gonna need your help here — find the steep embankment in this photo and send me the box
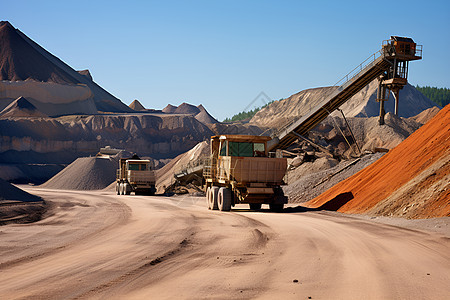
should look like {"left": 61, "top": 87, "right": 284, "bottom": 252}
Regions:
{"left": 0, "top": 114, "right": 213, "bottom": 164}
{"left": 306, "top": 104, "right": 450, "bottom": 218}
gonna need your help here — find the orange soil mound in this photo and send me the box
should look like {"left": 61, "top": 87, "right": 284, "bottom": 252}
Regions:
{"left": 306, "top": 104, "right": 450, "bottom": 218}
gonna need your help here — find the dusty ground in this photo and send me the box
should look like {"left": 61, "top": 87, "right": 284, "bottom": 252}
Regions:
{"left": 0, "top": 188, "right": 449, "bottom": 299}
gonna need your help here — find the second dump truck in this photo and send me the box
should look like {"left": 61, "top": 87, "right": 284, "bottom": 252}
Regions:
{"left": 204, "top": 135, "right": 288, "bottom": 211}
{"left": 116, "top": 156, "right": 156, "bottom": 195}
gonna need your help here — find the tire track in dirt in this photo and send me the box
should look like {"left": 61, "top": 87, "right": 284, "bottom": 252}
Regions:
{"left": 91, "top": 208, "right": 279, "bottom": 299}
{"left": 0, "top": 190, "right": 131, "bottom": 270}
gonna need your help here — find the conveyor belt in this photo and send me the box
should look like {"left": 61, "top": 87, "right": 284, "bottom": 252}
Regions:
{"left": 268, "top": 52, "right": 393, "bottom": 151}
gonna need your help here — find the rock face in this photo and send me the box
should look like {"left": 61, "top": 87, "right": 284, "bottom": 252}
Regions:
{"left": 0, "top": 21, "right": 132, "bottom": 116}
{"left": 0, "top": 114, "right": 213, "bottom": 164}
{"left": 250, "top": 81, "right": 439, "bottom": 128}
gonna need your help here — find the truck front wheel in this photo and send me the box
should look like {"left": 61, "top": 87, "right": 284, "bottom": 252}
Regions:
{"left": 209, "top": 186, "right": 219, "bottom": 210}
{"left": 218, "top": 187, "right": 232, "bottom": 211}
{"left": 206, "top": 187, "right": 212, "bottom": 209}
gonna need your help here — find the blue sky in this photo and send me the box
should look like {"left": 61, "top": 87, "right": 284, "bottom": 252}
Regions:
{"left": 2, "top": 0, "right": 449, "bottom": 120}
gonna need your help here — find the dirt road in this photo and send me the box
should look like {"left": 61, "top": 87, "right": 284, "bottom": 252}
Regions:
{"left": 1, "top": 188, "right": 449, "bottom": 299}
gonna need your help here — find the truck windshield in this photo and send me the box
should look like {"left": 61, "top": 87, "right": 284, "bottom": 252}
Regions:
{"left": 128, "top": 164, "right": 147, "bottom": 171}
{"left": 228, "top": 142, "right": 265, "bottom": 157}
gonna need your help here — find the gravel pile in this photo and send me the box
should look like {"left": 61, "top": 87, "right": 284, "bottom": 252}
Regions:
{"left": 174, "top": 103, "right": 201, "bottom": 115}
{"left": 195, "top": 105, "right": 218, "bottom": 124}
{"left": 41, "top": 156, "right": 118, "bottom": 190}
{"left": 0, "top": 178, "right": 42, "bottom": 203}
{"left": 129, "top": 99, "right": 146, "bottom": 111}
{"left": 0, "top": 179, "right": 45, "bottom": 225}
{"left": 0, "top": 96, "right": 47, "bottom": 118}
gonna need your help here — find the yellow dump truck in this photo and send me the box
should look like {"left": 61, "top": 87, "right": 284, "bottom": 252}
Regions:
{"left": 204, "top": 135, "right": 288, "bottom": 211}
{"left": 116, "top": 157, "right": 156, "bottom": 195}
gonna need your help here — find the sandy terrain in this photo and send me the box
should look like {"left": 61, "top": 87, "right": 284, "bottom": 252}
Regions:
{"left": 0, "top": 187, "right": 449, "bottom": 299}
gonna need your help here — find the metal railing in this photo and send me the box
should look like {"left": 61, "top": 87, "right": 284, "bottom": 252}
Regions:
{"left": 415, "top": 45, "right": 423, "bottom": 58}
{"left": 272, "top": 116, "right": 301, "bottom": 138}
{"left": 332, "top": 50, "right": 382, "bottom": 88}
{"left": 174, "top": 156, "right": 209, "bottom": 178}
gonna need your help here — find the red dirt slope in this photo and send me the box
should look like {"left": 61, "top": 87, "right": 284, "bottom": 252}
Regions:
{"left": 306, "top": 104, "right": 450, "bottom": 218}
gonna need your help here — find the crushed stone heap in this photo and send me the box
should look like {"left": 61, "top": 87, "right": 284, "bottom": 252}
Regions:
{"left": 0, "top": 96, "right": 47, "bottom": 118}
{"left": 0, "top": 178, "right": 42, "bottom": 202}
{"left": 41, "top": 156, "right": 119, "bottom": 190}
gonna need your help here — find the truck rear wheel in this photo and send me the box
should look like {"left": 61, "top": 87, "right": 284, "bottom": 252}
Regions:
{"left": 149, "top": 185, "right": 156, "bottom": 196}
{"left": 206, "top": 187, "right": 212, "bottom": 209}
{"left": 269, "top": 203, "right": 284, "bottom": 212}
{"left": 210, "top": 186, "right": 219, "bottom": 210}
{"left": 218, "top": 187, "right": 232, "bottom": 211}
{"left": 124, "top": 183, "right": 131, "bottom": 195}
{"left": 249, "top": 203, "right": 262, "bottom": 211}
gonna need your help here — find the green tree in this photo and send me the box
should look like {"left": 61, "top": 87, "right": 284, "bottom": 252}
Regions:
{"left": 416, "top": 85, "right": 450, "bottom": 107}
{"left": 223, "top": 100, "right": 277, "bottom": 122}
